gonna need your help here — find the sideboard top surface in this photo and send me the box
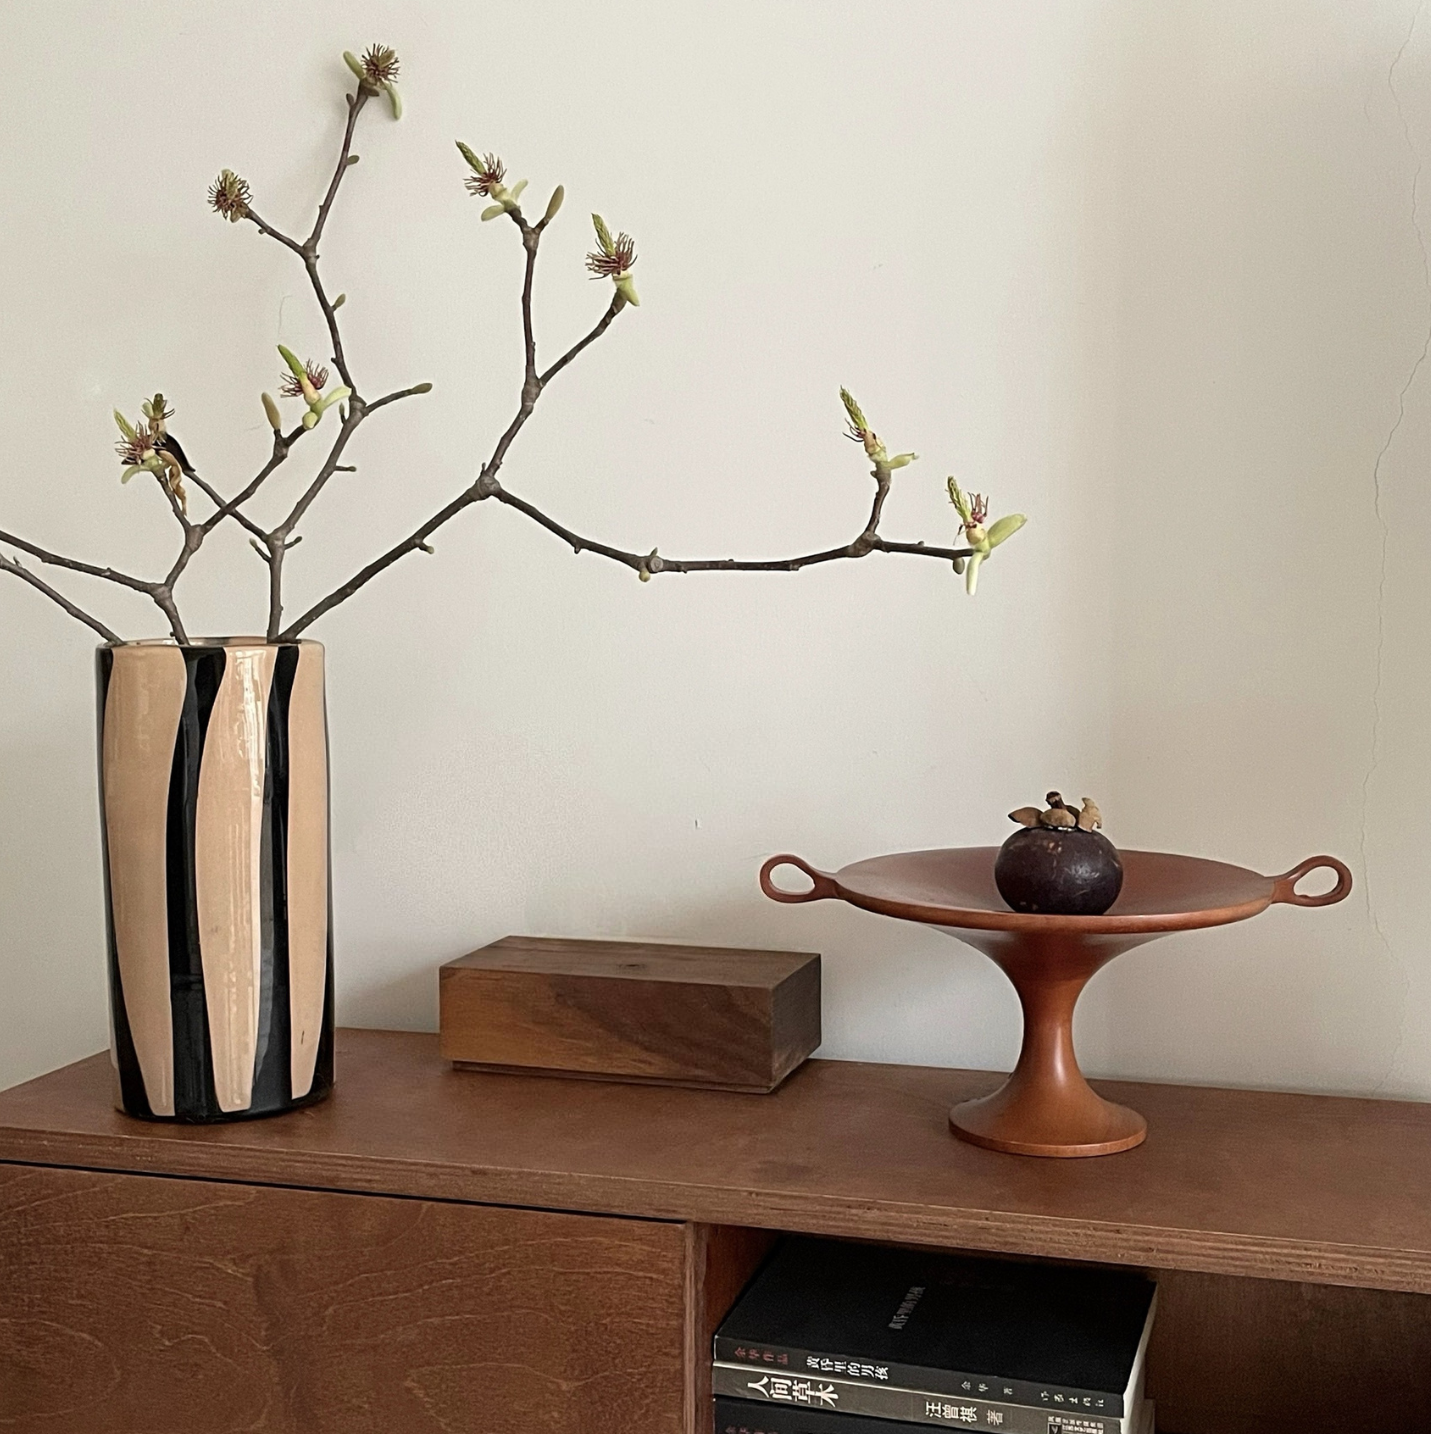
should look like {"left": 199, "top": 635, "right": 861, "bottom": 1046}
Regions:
{"left": 2, "top": 1029, "right": 1429, "bottom": 1294}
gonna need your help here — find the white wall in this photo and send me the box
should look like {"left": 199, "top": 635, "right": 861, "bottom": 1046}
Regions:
{"left": 1, "top": 1, "right": 1426, "bottom": 1100}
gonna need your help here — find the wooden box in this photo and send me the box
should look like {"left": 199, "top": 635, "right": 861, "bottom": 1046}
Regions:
{"left": 438, "top": 935, "right": 820, "bottom": 1092}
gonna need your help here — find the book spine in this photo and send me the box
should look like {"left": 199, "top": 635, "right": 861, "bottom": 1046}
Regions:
{"left": 713, "top": 1338, "right": 1124, "bottom": 1419}
{"left": 713, "top": 1363, "right": 1125, "bottom": 1434}
{"left": 714, "top": 1396, "right": 996, "bottom": 1434}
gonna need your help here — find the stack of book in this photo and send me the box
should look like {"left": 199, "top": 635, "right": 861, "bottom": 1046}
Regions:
{"left": 713, "top": 1238, "right": 1156, "bottom": 1434}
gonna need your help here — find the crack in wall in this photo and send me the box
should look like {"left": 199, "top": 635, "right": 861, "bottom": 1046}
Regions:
{"left": 1362, "top": 0, "right": 1427, "bottom": 1093}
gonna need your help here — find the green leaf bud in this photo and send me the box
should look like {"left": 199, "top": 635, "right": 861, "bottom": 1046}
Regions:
{"left": 261, "top": 392, "right": 282, "bottom": 431}
{"left": 314, "top": 385, "right": 352, "bottom": 415}
{"left": 543, "top": 185, "right": 565, "bottom": 224}
{"left": 343, "top": 51, "right": 367, "bottom": 81}
{"left": 480, "top": 203, "right": 506, "bottom": 222}
{"left": 986, "top": 513, "right": 1027, "bottom": 549}
{"left": 456, "top": 141, "right": 483, "bottom": 171}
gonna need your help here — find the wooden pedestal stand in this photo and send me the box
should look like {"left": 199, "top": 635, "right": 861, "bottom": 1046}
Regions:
{"left": 760, "top": 846, "right": 1352, "bottom": 1157}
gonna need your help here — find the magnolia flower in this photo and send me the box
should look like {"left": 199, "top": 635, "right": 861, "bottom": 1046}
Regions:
{"left": 276, "top": 345, "right": 351, "bottom": 429}
{"left": 344, "top": 44, "right": 402, "bottom": 119}
{"left": 839, "top": 389, "right": 916, "bottom": 476}
{"left": 586, "top": 214, "right": 639, "bottom": 308}
{"left": 208, "top": 169, "right": 251, "bottom": 222}
{"left": 115, "top": 401, "right": 187, "bottom": 513}
{"left": 280, "top": 357, "right": 330, "bottom": 401}
{"left": 948, "top": 476, "right": 1025, "bottom": 595}
{"left": 457, "top": 144, "right": 528, "bottom": 219}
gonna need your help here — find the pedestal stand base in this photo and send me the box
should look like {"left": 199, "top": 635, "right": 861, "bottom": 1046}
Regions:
{"left": 760, "top": 847, "right": 1353, "bottom": 1157}
{"left": 950, "top": 1083, "right": 1147, "bottom": 1158}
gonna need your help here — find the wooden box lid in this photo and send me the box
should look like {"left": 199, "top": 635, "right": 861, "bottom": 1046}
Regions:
{"left": 438, "top": 935, "right": 821, "bottom": 1093}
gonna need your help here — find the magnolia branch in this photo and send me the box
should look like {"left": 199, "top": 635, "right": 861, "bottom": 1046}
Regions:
{"left": 277, "top": 209, "right": 973, "bottom": 638}
{"left": 3, "top": 43, "right": 1014, "bottom": 648}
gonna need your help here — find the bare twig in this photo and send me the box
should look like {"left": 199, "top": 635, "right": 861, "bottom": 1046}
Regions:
{"left": 264, "top": 408, "right": 367, "bottom": 637}
{"left": 198, "top": 425, "right": 306, "bottom": 534}
{"left": 365, "top": 384, "right": 432, "bottom": 415}
{"left": 0, "top": 526, "right": 187, "bottom": 641}
{"left": 489, "top": 485, "right": 974, "bottom": 574}
{"left": 243, "top": 210, "right": 305, "bottom": 257}
{"left": 519, "top": 224, "right": 540, "bottom": 402}
{"left": 0, "top": 554, "right": 120, "bottom": 642}
{"left": 539, "top": 297, "right": 622, "bottom": 387}
{"left": 0, "top": 528, "right": 158, "bottom": 597}
{"left": 309, "top": 92, "right": 368, "bottom": 251}
{"left": 186, "top": 471, "right": 268, "bottom": 542}
{"left": 304, "top": 90, "right": 369, "bottom": 393}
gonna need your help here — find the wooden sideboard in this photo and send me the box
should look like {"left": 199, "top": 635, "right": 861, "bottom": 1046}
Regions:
{"left": 2, "top": 1029, "right": 1430, "bottom": 1432}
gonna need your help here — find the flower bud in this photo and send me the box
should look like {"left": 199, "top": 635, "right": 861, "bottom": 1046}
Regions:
{"left": 277, "top": 344, "right": 307, "bottom": 381}
{"left": 262, "top": 392, "right": 282, "bottom": 431}
{"left": 543, "top": 185, "right": 565, "bottom": 224}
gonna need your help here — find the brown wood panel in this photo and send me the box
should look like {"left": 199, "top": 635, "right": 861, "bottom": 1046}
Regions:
{"left": 1147, "top": 1268, "right": 1431, "bottom": 1431}
{"left": 440, "top": 936, "right": 821, "bottom": 1092}
{"left": 684, "top": 1226, "right": 779, "bottom": 1434}
{"left": 3, "top": 1030, "right": 1431, "bottom": 1293}
{"left": 0, "top": 1163, "right": 686, "bottom": 1434}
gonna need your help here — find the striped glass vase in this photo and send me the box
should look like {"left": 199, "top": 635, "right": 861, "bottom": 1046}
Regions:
{"left": 95, "top": 638, "right": 334, "bottom": 1121}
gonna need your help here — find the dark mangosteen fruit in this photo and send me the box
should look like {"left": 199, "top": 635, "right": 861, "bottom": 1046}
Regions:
{"left": 994, "top": 791, "right": 1123, "bottom": 916}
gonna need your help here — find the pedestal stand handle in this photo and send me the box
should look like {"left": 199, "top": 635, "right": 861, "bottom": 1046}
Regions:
{"left": 1269, "top": 855, "right": 1354, "bottom": 907}
{"left": 759, "top": 854, "right": 839, "bottom": 904}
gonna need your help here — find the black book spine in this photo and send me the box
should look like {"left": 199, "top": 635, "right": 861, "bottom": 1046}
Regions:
{"left": 713, "top": 1338, "right": 1123, "bottom": 1419}
{"left": 712, "top": 1364, "right": 1120, "bottom": 1434}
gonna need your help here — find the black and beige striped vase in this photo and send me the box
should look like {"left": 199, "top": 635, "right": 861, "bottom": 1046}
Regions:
{"left": 95, "top": 638, "right": 334, "bottom": 1122}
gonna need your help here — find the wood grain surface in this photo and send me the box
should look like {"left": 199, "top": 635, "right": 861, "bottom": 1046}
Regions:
{"left": 1148, "top": 1268, "right": 1431, "bottom": 1431}
{"left": 3, "top": 1030, "right": 1431, "bottom": 1293}
{"left": 685, "top": 1224, "right": 778, "bottom": 1433}
{"left": 0, "top": 1163, "right": 686, "bottom": 1434}
{"left": 439, "top": 936, "right": 820, "bottom": 1091}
